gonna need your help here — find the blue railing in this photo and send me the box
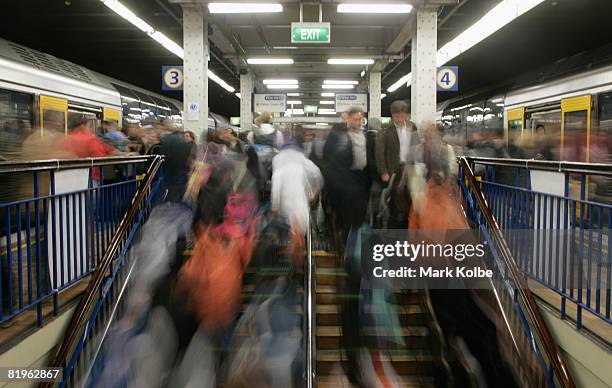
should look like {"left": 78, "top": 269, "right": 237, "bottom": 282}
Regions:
{"left": 458, "top": 157, "right": 575, "bottom": 388}
{"left": 464, "top": 156, "right": 612, "bottom": 330}
{"left": 0, "top": 156, "right": 154, "bottom": 326}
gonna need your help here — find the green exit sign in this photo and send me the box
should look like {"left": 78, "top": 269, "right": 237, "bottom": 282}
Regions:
{"left": 304, "top": 105, "right": 318, "bottom": 113}
{"left": 291, "top": 22, "right": 331, "bottom": 43}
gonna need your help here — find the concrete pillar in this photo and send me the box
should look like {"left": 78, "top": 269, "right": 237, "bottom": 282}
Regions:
{"left": 369, "top": 72, "right": 382, "bottom": 119}
{"left": 182, "top": 4, "right": 208, "bottom": 142}
{"left": 410, "top": 8, "right": 437, "bottom": 128}
{"left": 240, "top": 73, "right": 254, "bottom": 132}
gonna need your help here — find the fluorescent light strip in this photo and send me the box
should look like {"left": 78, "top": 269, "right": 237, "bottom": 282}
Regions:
{"left": 321, "top": 92, "right": 335, "bottom": 97}
{"left": 328, "top": 58, "right": 374, "bottom": 65}
{"left": 316, "top": 123, "right": 329, "bottom": 126}
{"left": 324, "top": 80, "right": 358, "bottom": 85}
{"left": 387, "top": 0, "right": 545, "bottom": 92}
{"left": 287, "top": 100, "right": 302, "bottom": 105}
{"left": 322, "top": 84, "right": 354, "bottom": 89}
{"left": 101, "top": 0, "right": 235, "bottom": 94}
{"left": 381, "top": 93, "right": 387, "bottom": 99}
{"left": 235, "top": 93, "right": 241, "bottom": 99}
{"left": 209, "top": 2, "right": 282, "bottom": 14}
{"left": 101, "top": 0, "right": 154, "bottom": 33}
{"left": 319, "top": 100, "right": 334, "bottom": 105}
{"left": 287, "top": 93, "right": 300, "bottom": 96}
{"left": 318, "top": 111, "right": 337, "bottom": 115}
{"left": 337, "top": 3, "right": 413, "bottom": 14}
{"left": 267, "top": 84, "right": 299, "bottom": 89}
{"left": 318, "top": 108, "right": 336, "bottom": 112}
{"left": 248, "top": 58, "right": 294, "bottom": 65}
{"left": 263, "top": 79, "right": 298, "bottom": 84}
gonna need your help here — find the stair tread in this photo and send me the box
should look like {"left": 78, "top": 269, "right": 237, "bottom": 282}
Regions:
{"left": 316, "top": 325, "right": 429, "bottom": 337}
{"left": 316, "top": 349, "right": 435, "bottom": 362}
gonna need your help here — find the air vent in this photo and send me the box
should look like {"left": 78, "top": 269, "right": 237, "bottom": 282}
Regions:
{"left": 8, "top": 42, "right": 96, "bottom": 84}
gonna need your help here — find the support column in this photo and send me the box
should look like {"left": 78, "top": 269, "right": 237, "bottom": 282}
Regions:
{"left": 410, "top": 8, "right": 437, "bottom": 128}
{"left": 240, "top": 73, "right": 254, "bottom": 132}
{"left": 369, "top": 71, "right": 382, "bottom": 119}
{"left": 182, "top": 4, "right": 208, "bottom": 142}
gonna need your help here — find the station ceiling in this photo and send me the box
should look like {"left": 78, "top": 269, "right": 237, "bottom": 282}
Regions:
{"left": 1, "top": 0, "right": 611, "bottom": 118}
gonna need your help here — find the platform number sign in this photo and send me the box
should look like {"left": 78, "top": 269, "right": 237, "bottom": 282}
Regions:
{"left": 436, "top": 66, "right": 458, "bottom": 92}
{"left": 162, "top": 65, "right": 184, "bottom": 91}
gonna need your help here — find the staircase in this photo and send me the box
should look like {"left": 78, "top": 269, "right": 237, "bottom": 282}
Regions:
{"left": 312, "top": 246, "right": 445, "bottom": 388}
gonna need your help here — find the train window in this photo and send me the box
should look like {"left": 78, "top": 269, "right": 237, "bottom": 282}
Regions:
{"left": 483, "top": 100, "right": 504, "bottom": 137}
{"left": 563, "top": 110, "right": 588, "bottom": 162}
{"left": 67, "top": 110, "right": 99, "bottom": 133}
{"left": 0, "top": 89, "right": 34, "bottom": 161}
{"left": 598, "top": 92, "right": 612, "bottom": 134}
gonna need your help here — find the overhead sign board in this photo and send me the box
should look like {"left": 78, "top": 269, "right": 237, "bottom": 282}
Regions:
{"left": 253, "top": 93, "right": 287, "bottom": 113}
{"left": 436, "top": 66, "right": 458, "bottom": 92}
{"left": 291, "top": 22, "right": 331, "bottom": 43}
{"left": 162, "top": 65, "right": 184, "bottom": 91}
{"left": 335, "top": 93, "right": 368, "bottom": 113}
{"left": 304, "top": 105, "right": 318, "bottom": 113}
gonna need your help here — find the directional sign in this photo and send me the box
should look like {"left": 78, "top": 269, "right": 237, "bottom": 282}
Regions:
{"left": 253, "top": 94, "right": 287, "bottom": 113}
{"left": 436, "top": 66, "right": 458, "bottom": 92}
{"left": 291, "top": 22, "right": 331, "bottom": 43}
{"left": 162, "top": 65, "right": 184, "bottom": 91}
{"left": 335, "top": 93, "right": 368, "bottom": 113}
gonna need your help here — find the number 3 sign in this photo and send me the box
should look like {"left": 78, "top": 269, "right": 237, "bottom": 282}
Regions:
{"left": 162, "top": 66, "right": 184, "bottom": 91}
{"left": 436, "top": 66, "right": 458, "bottom": 92}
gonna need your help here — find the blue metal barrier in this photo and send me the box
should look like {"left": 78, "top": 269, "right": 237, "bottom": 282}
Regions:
{"left": 463, "top": 156, "right": 612, "bottom": 330}
{"left": 0, "top": 156, "right": 154, "bottom": 326}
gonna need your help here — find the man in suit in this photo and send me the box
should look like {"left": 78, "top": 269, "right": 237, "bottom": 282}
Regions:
{"left": 375, "top": 100, "right": 419, "bottom": 228}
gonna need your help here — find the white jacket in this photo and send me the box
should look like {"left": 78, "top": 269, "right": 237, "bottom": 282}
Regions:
{"left": 271, "top": 147, "right": 323, "bottom": 232}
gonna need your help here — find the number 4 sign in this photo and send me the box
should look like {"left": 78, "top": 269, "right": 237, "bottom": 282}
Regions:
{"left": 162, "top": 65, "right": 184, "bottom": 91}
{"left": 436, "top": 66, "right": 458, "bottom": 92}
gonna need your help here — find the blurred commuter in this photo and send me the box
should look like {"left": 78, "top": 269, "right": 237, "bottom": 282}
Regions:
{"left": 102, "top": 120, "right": 129, "bottom": 152}
{"left": 184, "top": 130, "right": 198, "bottom": 162}
{"left": 247, "top": 111, "right": 284, "bottom": 148}
{"left": 155, "top": 125, "right": 192, "bottom": 202}
{"left": 126, "top": 124, "right": 146, "bottom": 155}
{"left": 375, "top": 100, "right": 419, "bottom": 228}
{"left": 366, "top": 117, "right": 383, "bottom": 227}
{"left": 323, "top": 106, "right": 372, "bottom": 238}
{"left": 271, "top": 141, "right": 323, "bottom": 233}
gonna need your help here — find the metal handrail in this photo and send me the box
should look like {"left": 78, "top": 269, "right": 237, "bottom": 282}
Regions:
{"left": 304, "top": 222, "right": 316, "bottom": 388}
{"left": 464, "top": 156, "right": 612, "bottom": 177}
{"left": 459, "top": 156, "right": 575, "bottom": 388}
{"left": 40, "top": 155, "right": 164, "bottom": 388}
{"left": 0, "top": 156, "right": 154, "bottom": 174}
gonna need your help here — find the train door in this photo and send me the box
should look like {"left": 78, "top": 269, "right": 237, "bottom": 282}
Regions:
{"left": 39, "top": 95, "right": 68, "bottom": 135}
{"left": 561, "top": 95, "right": 591, "bottom": 162}
{"left": 506, "top": 107, "right": 524, "bottom": 146}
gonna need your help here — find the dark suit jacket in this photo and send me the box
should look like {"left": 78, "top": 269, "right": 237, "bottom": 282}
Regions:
{"left": 375, "top": 121, "right": 418, "bottom": 176}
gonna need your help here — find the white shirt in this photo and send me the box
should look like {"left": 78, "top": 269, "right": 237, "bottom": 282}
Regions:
{"left": 348, "top": 129, "right": 367, "bottom": 170}
{"left": 396, "top": 122, "right": 411, "bottom": 163}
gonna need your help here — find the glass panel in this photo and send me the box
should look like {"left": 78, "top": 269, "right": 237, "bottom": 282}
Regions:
{"left": 563, "top": 110, "right": 588, "bottom": 162}
{"left": 0, "top": 89, "right": 33, "bottom": 161}
{"left": 528, "top": 110, "right": 561, "bottom": 160}
{"left": 42, "top": 109, "right": 65, "bottom": 134}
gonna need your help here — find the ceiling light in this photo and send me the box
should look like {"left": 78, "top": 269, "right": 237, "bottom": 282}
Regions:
{"left": 381, "top": 93, "right": 387, "bottom": 99}
{"left": 208, "top": 70, "right": 235, "bottom": 92}
{"left": 263, "top": 79, "right": 298, "bottom": 84}
{"left": 337, "top": 3, "right": 413, "bottom": 13}
{"left": 328, "top": 58, "right": 374, "bottom": 65}
{"left": 322, "top": 84, "right": 354, "bottom": 89}
{"left": 209, "top": 3, "right": 283, "bottom": 14}
{"left": 318, "top": 108, "right": 336, "bottom": 112}
{"left": 318, "top": 111, "right": 337, "bottom": 115}
{"left": 287, "top": 100, "right": 302, "bottom": 105}
{"left": 287, "top": 92, "right": 300, "bottom": 96}
{"left": 316, "top": 123, "right": 329, "bottom": 126}
{"left": 101, "top": 0, "right": 154, "bottom": 33}
{"left": 149, "top": 31, "right": 184, "bottom": 58}
{"left": 324, "top": 80, "right": 358, "bottom": 85}
{"left": 247, "top": 58, "right": 293, "bottom": 65}
{"left": 387, "top": 73, "right": 412, "bottom": 92}
{"left": 321, "top": 92, "right": 335, "bottom": 97}
{"left": 267, "top": 84, "right": 299, "bottom": 89}
{"left": 235, "top": 93, "right": 241, "bottom": 99}
{"left": 360, "top": 70, "right": 366, "bottom": 77}
{"left": 387, "top": 0, "right": 545, "bottom": 92}
{"left": 320, "top": 100, "right": 334, "bottom": 105}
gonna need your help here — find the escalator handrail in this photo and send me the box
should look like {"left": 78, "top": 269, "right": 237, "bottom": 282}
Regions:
{"left": 458, "top": 156, "right": 575, "bottom": 388}
{"left": 41, "top": 155, "right": 164, "bottom": 388}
